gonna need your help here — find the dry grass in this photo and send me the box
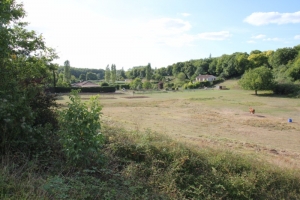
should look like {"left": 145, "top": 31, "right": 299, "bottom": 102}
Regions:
{"left": 56, "top": 83, "right": 300, "bottom": 169}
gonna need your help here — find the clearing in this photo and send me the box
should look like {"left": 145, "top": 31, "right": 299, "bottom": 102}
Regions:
{"left": 57, "top": 84, "right": 300, "bottom": 169}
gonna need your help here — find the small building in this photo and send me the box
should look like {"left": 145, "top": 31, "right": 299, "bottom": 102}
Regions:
{"left": 195, "top": 74, "right": 217, "bottom": 82}
{"left": 216, "top": 85, "right": 226, "bottom": 90}
{"left": 71, "top": 81, "right": 100, "bottom": 87}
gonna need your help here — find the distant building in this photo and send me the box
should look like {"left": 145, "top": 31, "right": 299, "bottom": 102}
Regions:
{"left": 71, "top": 81, "right": 99, "bottom": 87}
{"left": 195, "top": 74, "right": 217, "bottom": 82}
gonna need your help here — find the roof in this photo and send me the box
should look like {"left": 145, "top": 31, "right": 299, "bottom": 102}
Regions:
{"left": 196, "top": 74, "right": 216, "bottom": 79}
{"left": 71, "top": 81, "right": 100, "bottom": 87}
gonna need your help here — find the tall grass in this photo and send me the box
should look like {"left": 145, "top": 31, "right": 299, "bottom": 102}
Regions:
{"left": 1, "top": 122, "right": 300, "bottom": 199}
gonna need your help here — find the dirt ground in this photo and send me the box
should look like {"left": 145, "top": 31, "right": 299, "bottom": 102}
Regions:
{"left": 97, "top": 90, "right": 300, "bottom": 170}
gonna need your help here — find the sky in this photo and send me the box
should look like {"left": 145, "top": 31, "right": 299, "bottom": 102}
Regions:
{"left": 19, "top": 0, "right": 300, "bottom": 70}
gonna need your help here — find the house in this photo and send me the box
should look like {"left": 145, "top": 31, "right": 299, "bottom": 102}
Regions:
{"left": 71, "top": 81, "right": 100, "bottom": 87}
{"left": 195, "top": 74, "right": 217, "bottom": 82}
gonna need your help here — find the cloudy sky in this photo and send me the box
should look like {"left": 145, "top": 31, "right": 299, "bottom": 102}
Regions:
{"left": 19, "top": 0, "right": 300, "bottom": 70}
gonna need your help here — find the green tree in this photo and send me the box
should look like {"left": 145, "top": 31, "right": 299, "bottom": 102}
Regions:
{"left": 269, "top": 47, "right": 298, "bottom": 68}
{"left": 146, "top": 63, "right": 152, "bottom": 81}
{"left": 63, "top": 60, "right": 71, "bottom": 84}
{"left": 177, "top": 72, "right": 186, "bottom": 81}
{"left": 130, "top": 78, "right": 142, "bottom": 90}
{"left": 79, "top": 74, "right": 86, "bottom": 81}
{"left": 248, "top": 51, "right": 269, "bottom": 69}
{"left": 142, "top": 81, "right": 152, "bottom": 89}
{"left": 239, "top": 66, "right": 274, "bottom": 95}
{"left": 0, "top": 0, "right": 59, "bottom": 154}
{"left": 105, "top": 65, "right": 111, "bottom": 83}
{"left": 86, "top": 72, "right": 98, "bottom": 80}
{"left": 111, "top": 64, "right": 117, "bottom": 83}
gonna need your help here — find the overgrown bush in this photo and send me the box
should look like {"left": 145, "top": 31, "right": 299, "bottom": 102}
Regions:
{"left": 54, "top": 86, "right": 116, "bottom": 93}
{"left": 58, "top": 90, "right": 104, "bottom": 167}
{"left": 0, "top": 83, "right": 59, "bottom": 156}
{"left": 101, "top": 82, "right": 109, "bottom": 86}
{"left": 272, "top": 83, "right": 300, "bottom": 96}
{"left": 120, "top": 84, "right": 130, "bottom": 89}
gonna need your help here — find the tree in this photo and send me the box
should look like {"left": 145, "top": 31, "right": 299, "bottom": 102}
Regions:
{"left": 130, "top": 78, "right": 142, "bottom": 90}
{"left": 79, "top": 74, "right": 86, "bottom": 81}
{"left": 0, "top": 0, "right": 59, "bottom": 154}
{"left": 86, "top": 72, "right": 98, "bottom": 80}
{"left": 177, "top": 72, "right": 186, "bottom": 81}
{"left": 105, "top": 65, "right": 111, "bottom": 83}
{"left": 111, "top": 64, "right": 117, "bottom": 83}
{"left": 238, "top": 66, "right": 274, "bottom": 95}
{"left": 142, "top": 81, "right": 152, "bottom": 89}
{"left": 269, "top": 47, "right": 298, "bottom": 68}
{"left": 119, "top": 67, "right": 126, "bottom": 79}
{"left": 146, "top": 63, "right": 152, "bottom": 81}
{"left": 63, "top": 60, "right": 71, "bottom": 84}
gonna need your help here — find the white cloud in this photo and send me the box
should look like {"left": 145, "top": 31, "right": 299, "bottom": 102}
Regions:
{"left": 145, "top": 18, "right": 191, "bottom": 36}
{"left": 251, "top": 34, "right": 266, "bottom": 39}
{"left": 244, "top": 11, "right": 300, "bottom": 26}
{"left": 198, "top": 31, "right": 231, "bottom": 40}
{"left": 263, "top": 37, "right": 280, "bottom": 41}
{"left": 294, "top": 35, "right": 300, "bottom": 39}
{"left": 181, "top": 13, "right": 191, "bottom": 17}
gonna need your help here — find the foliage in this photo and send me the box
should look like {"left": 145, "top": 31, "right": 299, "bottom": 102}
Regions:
{"left": 272, "top": 83, "right": 300, "bottom": 96}
{"left": 79, "top": 73, "right": 86, "bottom": 81}
{"left": 177, "top": 72, "right": 186, "bottom": 81}
{"left": 58, "top": 90, "right": 104, "bottom": 166}
{"left": 239, "top": 66, "right": 274, "bottom": 95}
{"left": 142, "top": 81, "right": 152, "bottom": 89}
{"left": 0, "top": 0, "right": 59, "bottom": 155}
{"left": 86, "top": 71, "right": 98, "bottom": 80}
{"left": 146, "top": 63, "right": 152, "bottom": 81}
{"left": 130, "top": 78, "right": 142, "bottom": 90}
{"left": 120, "top": 84, "right": 130, "bottom": 89}
{"left": 54, "top": 86, "right": 116, "bottom": 93}
{"left": 110, "top": 64, "right": 117, "bottom": 83}
{"left": 105, "top": 65, "right": 111, "bottom": 83}
{"left": 63, "top": 60, "right": 71, "bottom": 83}
{"left": 101, "top": 82, "right": 109, "bottom": 86}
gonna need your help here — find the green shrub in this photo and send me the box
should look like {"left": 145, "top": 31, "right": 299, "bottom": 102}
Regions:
{"left": 58, "top": 90, "right": 104, "bottom": 167}
{"left": 0, "top": 83, "right": 59, "bottom": 155}
{"left": 120, "top": 84, "right": 130, "bottom": 89}
{"left": 53, "top": 86, "right": 116, "bottom": 93}
{"left": 272, "top": 83, "right": 300, "bottom": 95}
{"left": 112, "top": 84, "right": 120, "bottom": 90}
{"left": 142, "top": 81, "right": 152, "bottom": 89}
{"left": 101, "top": 82, "right": 109, "bottom": 86}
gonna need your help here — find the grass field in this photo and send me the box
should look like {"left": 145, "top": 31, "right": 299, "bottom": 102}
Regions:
{"left": 57, "top": 80, "right": 300, "bottom": 169}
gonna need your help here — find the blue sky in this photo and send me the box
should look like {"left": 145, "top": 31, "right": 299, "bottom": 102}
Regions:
{"left": 20, "top": 0, "right": 300, "bottom": 70}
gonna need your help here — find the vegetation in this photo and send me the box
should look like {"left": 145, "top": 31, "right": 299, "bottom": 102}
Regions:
{"left": 1, "top": 1, "right": 300, "bottom": 199}
{"left": 239, "top": 66, "right": 274, "bottom": 95}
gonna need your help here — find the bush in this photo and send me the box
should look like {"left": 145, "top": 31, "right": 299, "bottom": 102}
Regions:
{"left": 272, "top": 83, "right": 300, "bottom": 95}
{"left": 142, "top": 81, "right": 152, "bottom": 89}
{"left": 0, "top": 83, "right": 60, "bottom": 156}
{"left": 101, "top": 82, "right": 109, "bottom": 86}
{"left": 58, "top": 90, "right": 104, "bottom": 167}
{"left": 120, "top": 84, "right": 130, "bottom": 89}
{"left": 53, "top": 86, "right": 116, "bottom": 93}
{"left": 112, "top": 84, "right": 120, "bottom": 90}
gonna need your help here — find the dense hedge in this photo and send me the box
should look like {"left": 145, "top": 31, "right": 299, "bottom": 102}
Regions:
{"left": 272, "top": 83, "right": 300, "bottom": 95}
{"left": 53, "top": 86, "right": 116, "bottom": 93}
{"left": 120, "top": 84, "right": 130, "bottom": 89}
